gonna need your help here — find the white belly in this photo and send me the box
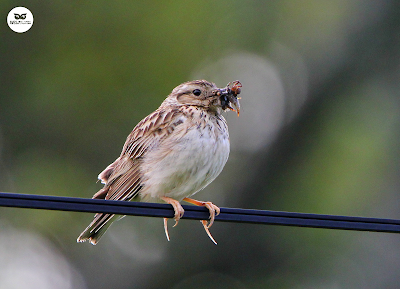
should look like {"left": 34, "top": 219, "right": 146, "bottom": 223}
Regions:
{"left": 139, "top": 118, "right": 229, "bottom": 202}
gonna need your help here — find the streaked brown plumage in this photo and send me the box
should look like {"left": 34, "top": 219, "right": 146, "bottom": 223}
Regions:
{"left": 77, "top": 80, "right": 241, "bottom": 245}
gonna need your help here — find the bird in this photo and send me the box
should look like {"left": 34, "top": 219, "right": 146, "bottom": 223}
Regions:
{"left": 77, "top": 79, "right": 241, "bottom": 245}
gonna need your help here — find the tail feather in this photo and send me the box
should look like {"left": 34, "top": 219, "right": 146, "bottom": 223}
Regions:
{"left": 78, "top": 159, "right": 142, "bottom": 244}
{"left": 77, "top": 213, "right": 117, "bottom": 245}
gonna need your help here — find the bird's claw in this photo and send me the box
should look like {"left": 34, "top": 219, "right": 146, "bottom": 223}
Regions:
{"left": 203, "top": 202, "right": 220, "bottom": 228}
{"left": 201, "top": 220, "right": 217, "bottom": 245}
{"left": 163, "top": 218, "right": 170, "bottom": 241}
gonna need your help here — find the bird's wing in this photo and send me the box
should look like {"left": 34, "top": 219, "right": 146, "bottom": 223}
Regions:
{"left": 93, "top": 107, "right": 185, "bottom": 202}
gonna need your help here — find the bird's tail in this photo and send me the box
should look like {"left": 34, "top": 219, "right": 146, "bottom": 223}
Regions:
{"left": 77, "top": 213, "right": 118, "bottom": 245}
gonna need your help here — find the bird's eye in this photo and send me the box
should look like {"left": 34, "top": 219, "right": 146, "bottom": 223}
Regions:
{"left": 192, "top": 89, "right": 201, "bottom": 96}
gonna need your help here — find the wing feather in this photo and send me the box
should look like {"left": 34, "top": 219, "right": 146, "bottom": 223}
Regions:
{"left": 78, "top": 107, "right": 186, "bottom": 244}
{"left": 103, "top": 107, "right": 182, "bottom": 200}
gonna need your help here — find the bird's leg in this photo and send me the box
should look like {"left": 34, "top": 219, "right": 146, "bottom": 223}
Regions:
{"left": 183, "top": 197, "right": 220, "bottom": 245}
{"left": 160, "top": 196, "right": 185, "bottom": 241}
{"left": 183, "top": 198, "right": 220, "bottom": 227}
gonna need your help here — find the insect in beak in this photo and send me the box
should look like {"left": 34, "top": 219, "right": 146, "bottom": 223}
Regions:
{"left": 214, "top": 81, "right": 242, "bottom": 116}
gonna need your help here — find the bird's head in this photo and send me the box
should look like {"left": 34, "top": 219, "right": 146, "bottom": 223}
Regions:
{"left": 165, "top": 80, "right": 241, "bottom": 116}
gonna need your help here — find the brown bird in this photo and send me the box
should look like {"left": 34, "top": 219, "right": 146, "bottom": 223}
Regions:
{"left": 77, "top": 80, "right": 241, "bottom": 245}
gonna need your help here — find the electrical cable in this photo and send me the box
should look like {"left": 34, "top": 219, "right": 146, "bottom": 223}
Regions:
{"left": 1, "top": 192, "right": 400, "bottom": 233}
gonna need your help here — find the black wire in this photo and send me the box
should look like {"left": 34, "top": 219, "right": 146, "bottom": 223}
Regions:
{"left": 1, "top": 192, "right": 400, "bottom": 233}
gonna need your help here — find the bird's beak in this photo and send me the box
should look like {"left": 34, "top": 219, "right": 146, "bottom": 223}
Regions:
{"left": 230, "top": 96, "right": 240, "bottom": 117}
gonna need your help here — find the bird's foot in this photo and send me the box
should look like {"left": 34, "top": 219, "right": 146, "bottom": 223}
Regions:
{"left": 183, "top": 197, "right": 220, "bottom": 244}
{"left": 161, "top": 196, "right": 185, "bottom": 241}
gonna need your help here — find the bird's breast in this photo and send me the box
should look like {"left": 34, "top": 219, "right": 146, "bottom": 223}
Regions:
{"left": 139, "top": 113, "right": 230, "bottom": 202}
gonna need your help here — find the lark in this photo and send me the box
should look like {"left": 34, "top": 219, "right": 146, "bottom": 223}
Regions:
{"left": 77, "top": 80, "right": 242, "bottom": 245}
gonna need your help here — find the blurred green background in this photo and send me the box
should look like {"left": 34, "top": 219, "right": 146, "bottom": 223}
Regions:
{"left": 1, "top": 1, "right": 400, "bottom": 288}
